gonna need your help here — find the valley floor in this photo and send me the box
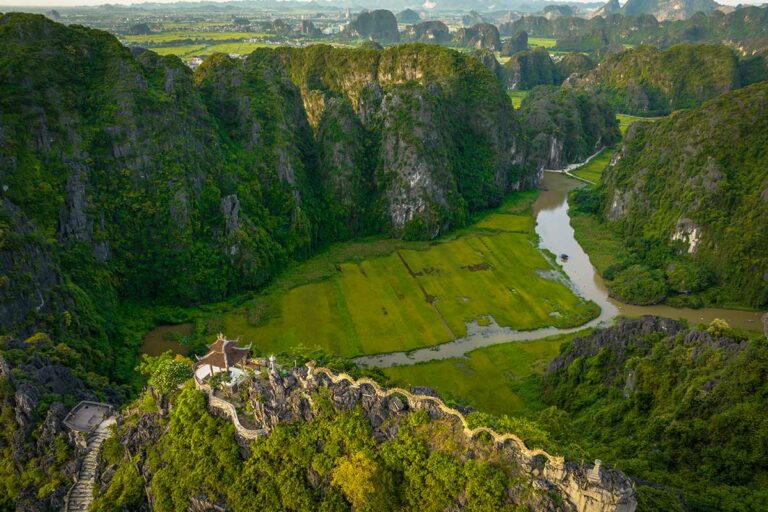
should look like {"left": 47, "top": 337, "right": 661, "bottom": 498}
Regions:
{"left": 216, "top": 191, "right": 597, "bottom": 358}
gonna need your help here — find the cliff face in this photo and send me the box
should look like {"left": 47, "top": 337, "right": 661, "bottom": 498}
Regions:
{"left": 272, "top": 43, "right": 528, "bottom": 227}
{"left": 503, "top": 48, "right": 559, "bottom": 90}
{"left": 599, "top": 82, "right": 768, "bottom": 306}
{"left": 621, "top": 0, "right": 719, "bottom": 21}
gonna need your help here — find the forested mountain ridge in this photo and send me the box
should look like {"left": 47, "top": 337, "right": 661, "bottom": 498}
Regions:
{"left": 0, "top": 14, "right": 537, "bottom": 348}
{"left": 543, "top": 316, "right": 768, "bottom": 510}
{"left": 582, "top": 81, "right": 768, "bottom": 307}
{"left": 504, "top": 6, "right": 768, "bottom": 54}
{"left": 564, "top": 43, "right": 760, "bottom": 115}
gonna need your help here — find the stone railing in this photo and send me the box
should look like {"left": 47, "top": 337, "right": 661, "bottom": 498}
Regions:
{"left": 194, "top": 379, "right": 267, "bottom": 440}
{"left": 308, "top": 363, "right": 562, "bottom": 466}
{"left": 306, "top": 363, "right": 636, "bottom": 512}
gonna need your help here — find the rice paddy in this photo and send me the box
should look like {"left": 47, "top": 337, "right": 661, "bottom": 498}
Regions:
{"left": 218, "top": 192, "right": 597, "bottom": 358}
{"left": 383, "top": 331, "right": 585, "bottom": 415}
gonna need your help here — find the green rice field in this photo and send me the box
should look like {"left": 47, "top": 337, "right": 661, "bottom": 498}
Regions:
{"left": 218, "top": 193, "right": 597, "bottom": 358}
{"left": 384, "top": 331, "right": 585, "bottom": 415}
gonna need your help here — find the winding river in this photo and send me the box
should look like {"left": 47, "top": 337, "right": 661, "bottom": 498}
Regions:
{"left": 354, "top": 172, "right": 764, "bottom": 368}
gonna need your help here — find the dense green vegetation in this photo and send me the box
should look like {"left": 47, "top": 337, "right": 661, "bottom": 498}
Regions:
{"left": 93, "top": 384, "right": 547, "bottom": 511}
{"left": 517, "top": 86, "right": 620, "bottom": 169}
{"left": 384, "top": 317, "right": 768, "bottom": 511}
{"left": 0, "top": 15, "right": 539, "bottom": 508}
{"left": 0, "top": 13, "right": 530, "bottom": 376}
{"left": 571, "top": 83, "right": 768, "bottom": 308}
{"left": 542, "top": 319, "right": 768, "bottom": 511}
{"left": 566, "top": 44, "right": 756, "bottom": 115}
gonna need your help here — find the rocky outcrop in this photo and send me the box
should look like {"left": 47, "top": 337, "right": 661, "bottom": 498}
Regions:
{"left": 547, "top": 316, "right": 684, "bottom": 375}
{"left": 453, "top": 23, "right": 502, "bottom": 51}
{"left": 402, "top": 20, "right": 451, "bottom": 43}
{"left": 0, "top": 337, "right": 115, "bottom": 510}
{"left": 621, "top": 0, "right": 718, "bottom": 21}
{"left": 591, "top": 0, "right": 621, "bottom": 19}
{"left": 344, "top": 9, "right": 399, "bottom": 42}
{"left": 500, "top": 30, "right": 528, "bottom": 56}
{"left": 471, "top": 48, "right": 504, "bottom": 81}
{"left": 564, "top": 44, "right": 742, "bottom": 115}
{"left": 503, "top": 48, "right": 558, "bottom": 90}
{"left": 396, "top": 8, "right": 420, "bottom": 24}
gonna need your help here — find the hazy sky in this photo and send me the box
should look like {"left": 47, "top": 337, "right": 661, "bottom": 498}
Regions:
{"left": 0, "top": 0, "right": 763, "bottom": 8}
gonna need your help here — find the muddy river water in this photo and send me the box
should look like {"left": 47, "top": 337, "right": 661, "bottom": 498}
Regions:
{"left": 355, "top": 172, "right": 764, "bottom": 368}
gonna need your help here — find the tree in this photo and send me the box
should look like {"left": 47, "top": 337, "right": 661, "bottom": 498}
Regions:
{"left": 331, "top": 451, "right": 392, "bottom": 511}
{"left": 138, "top": 352, "right": 192, "bottom": 396}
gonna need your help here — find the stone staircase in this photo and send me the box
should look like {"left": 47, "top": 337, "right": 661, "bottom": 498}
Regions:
{"left": 64, "top": 418, "right": 115, "bottom": 512}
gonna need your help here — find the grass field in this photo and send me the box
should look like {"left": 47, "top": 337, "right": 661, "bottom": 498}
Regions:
{"left": 570, "top": 148, "right": 615, "bottom": 184}
{"left": 216, "top": 192, "right": 597, "bottom": 358}
{"left": 507, "top": 90, "right": 528, "bottom": 109}
{"left": 528, "top": 37, "right": 557, "bottom": 48}
{"left": 384, "top": 331, "right": 585, "bottom": 415}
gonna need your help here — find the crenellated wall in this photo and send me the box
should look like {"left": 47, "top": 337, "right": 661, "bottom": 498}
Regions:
{"left": 197, "top": 361, "right": 637, "bottom": 512}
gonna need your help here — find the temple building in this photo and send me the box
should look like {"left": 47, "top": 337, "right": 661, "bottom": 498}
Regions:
{"left": 194, "top": 334, "right": 251, "bottom": 384}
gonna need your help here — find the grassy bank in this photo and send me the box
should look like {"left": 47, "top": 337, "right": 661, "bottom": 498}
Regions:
{"left": 570, "top": 148, "right": 615, "bottom": 184}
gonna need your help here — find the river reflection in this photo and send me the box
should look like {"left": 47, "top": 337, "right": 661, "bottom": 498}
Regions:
{"left": 355, "top": 172, "right": 763, "bottom": 368}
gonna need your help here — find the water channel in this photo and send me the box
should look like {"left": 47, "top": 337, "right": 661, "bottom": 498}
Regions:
{"left": 354, "top": 172, "right": 764, "bottom": 368}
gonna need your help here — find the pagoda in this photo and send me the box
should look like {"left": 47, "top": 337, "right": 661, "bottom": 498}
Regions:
{"left": 194, "top": 333, "right": 251, "bottom": 383}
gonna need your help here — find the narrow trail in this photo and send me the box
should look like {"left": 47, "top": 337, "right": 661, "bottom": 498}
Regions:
{"left": 64, "top": 418, "right": 116, "bottom": 512}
